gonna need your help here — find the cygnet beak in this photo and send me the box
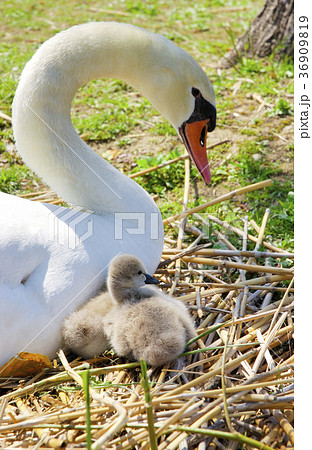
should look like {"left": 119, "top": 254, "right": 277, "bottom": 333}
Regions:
{"left": 144, "top": 273, "right": 160, "bottom": 284}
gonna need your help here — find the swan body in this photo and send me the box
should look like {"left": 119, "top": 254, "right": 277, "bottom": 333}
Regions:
{"left": 63, "top": 254, "right": 195, "bottom": 366}
{"left": 0, "top": 22, "right": 215, "bottom": 367}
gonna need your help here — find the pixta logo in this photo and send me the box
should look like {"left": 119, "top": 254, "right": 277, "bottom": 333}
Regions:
{"left": 48, "top": 206, "right": 93, "bottom": 249}
{"left": 114, "top": 212, "right": 160, "bottom": 240}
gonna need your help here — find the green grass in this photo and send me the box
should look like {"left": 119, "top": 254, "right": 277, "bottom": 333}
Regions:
{"left": 131, "top": 148, "right": 198, "bottom": 196}
{"left": 205, "top": 139, "right": 294, "bottom": 249}
{"left": 72, "top": 79, "right": 154, "bottom": 141}
{"left": 0, "top": 0, "right": 293, "bottom": 250}
{"left": 0, "top": 164, "right": 33, "bottom": 194}
{"left": 270, "top": 98, "right": 293, "bottom": 116}
{"left": 81, "top": 370, "right": 92, "bottom": 450}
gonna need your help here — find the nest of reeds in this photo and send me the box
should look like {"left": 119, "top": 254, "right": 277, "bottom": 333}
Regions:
{"left": 0, "top": 168, "right": 294, "bottom": 449}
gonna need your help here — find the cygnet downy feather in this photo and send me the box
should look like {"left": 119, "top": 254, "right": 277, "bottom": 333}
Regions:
{"left": 104, "top": 254, "right": 196, "bottom": 366}
{"left": 62, "top": 292, "right": 114, "bottom": 359}
{"left": 104, "top": 296, "right": 196, "bottom": 366}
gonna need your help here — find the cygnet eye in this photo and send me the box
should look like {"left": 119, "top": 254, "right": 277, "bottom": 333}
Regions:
{"left": 138, "top": 270, "right": 143, "bottom": 275}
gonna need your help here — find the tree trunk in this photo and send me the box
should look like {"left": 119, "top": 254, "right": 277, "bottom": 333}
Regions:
{"left": 221, "top": 0, "right": 294, "bottom": 67}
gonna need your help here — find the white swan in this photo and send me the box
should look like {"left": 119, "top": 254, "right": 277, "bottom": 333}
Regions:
{"left": 0, "top": 22, "right": 216, "bottom": 367}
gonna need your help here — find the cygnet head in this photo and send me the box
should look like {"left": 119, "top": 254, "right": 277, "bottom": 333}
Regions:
{"left": 108, "top": 254, "right": 159, "bottom": 303}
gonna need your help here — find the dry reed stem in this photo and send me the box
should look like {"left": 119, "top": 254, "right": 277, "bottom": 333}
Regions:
{"left": 180, "top": 256, "right": 292, "bottom": 275}
{"left": 0, "top": 111, "right": 12, "bottom": 122}
{"left": 169, "top": 153, "right": 190, "bottom": 296}
{"left": 58, "top": 350, "right": 128, "bottom": 448}
{"left": 161, "top": 248, "right": 294, "bottom": 259}
{"left": 273, "top": 410, "right": 294, "bottom": 445}
{"left": 163, "top": 180, "right": 273, "bottom": 225}
{"left": 204, "top": 213, "right": 287, "bottom": 253}
{"left": 15, "top": 397, "right": 64, "bottom": 448}
{"left": 177, "top": 275, "right": 291, "bottom": 301}
{"left": 128, "top": 140, "right": 230, "bottom": 179}
{"left": 166, "top": 366, "right": 293, "bottom": 449}
{"left": 247, "top": 207, "right": 270, "bottom": 265}
{"left": 220, "top": 331, "right": 234, "bottom": 433}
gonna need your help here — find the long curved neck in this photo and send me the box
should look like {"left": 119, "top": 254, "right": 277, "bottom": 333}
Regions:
{"left": 12, "top": 22, "right": 170, "bottom": 214}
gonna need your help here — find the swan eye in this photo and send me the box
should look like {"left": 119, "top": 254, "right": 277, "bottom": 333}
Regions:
{"left": 138, "top": 270, "right": 143, "bottom": 275}
{"left": 191, "top": 87, "right": 201, "bottom": 98}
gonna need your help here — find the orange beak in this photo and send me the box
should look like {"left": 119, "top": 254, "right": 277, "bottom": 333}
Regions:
{"left": 179, "top": 119, "right": 211, "bottom": 184}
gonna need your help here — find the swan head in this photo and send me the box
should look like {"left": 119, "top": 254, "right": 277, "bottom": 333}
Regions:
{"left": 132, "top": 30, "right": 216, "bottom": 184}
{"left": 12, "top": 21, "right": 216, "bottom": 189}
{"left": 108, "top": 254, "right": 159, "bottom": 292}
